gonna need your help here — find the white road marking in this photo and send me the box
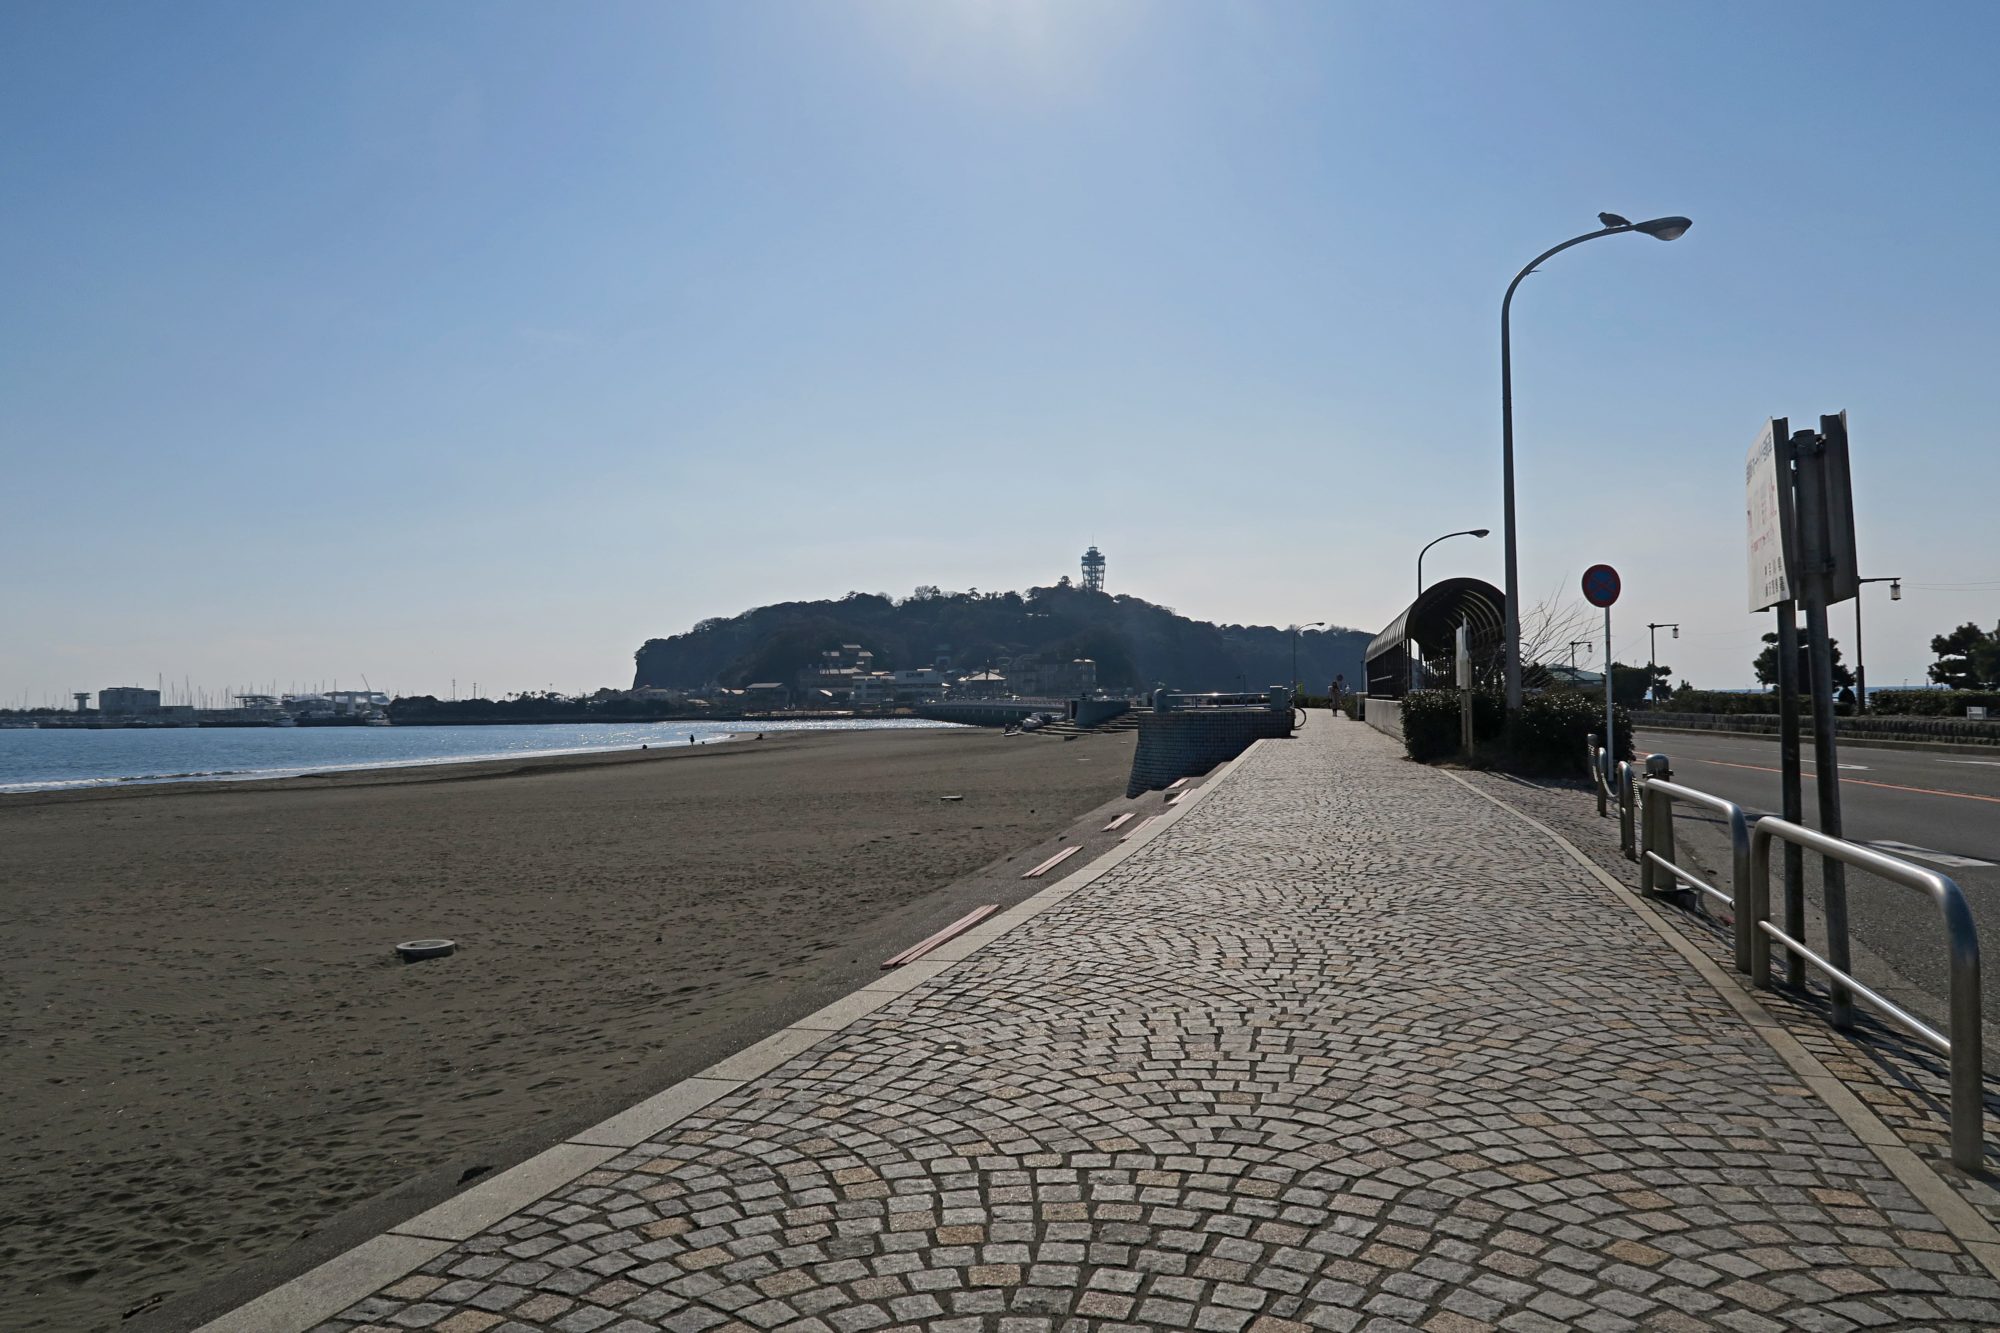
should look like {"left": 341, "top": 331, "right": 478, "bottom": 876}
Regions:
{"left": 1838, "top": 764, "right": 1869, "bottom": 771}
{"left": 1940, "top": 759, "right": 2000, "bottom": 767}
{"left": 1867, "top": 840, "right": 1998, "bottom": 869}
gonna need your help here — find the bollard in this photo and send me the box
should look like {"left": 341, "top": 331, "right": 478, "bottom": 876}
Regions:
{"left": 1588, "top": 733, "right": 1606, "bottom": 817}
{"left": 1638, "top": 755, "right": 1673, "bottom": 895}
{"left": 1647, "top": 754, "right": 1675, "bottom": 894}
{"left": 1618, "top": 761, "right": 1637, "bottom": 861}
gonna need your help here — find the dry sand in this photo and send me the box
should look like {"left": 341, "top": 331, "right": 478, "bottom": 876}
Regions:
{"left": 0, "top": 726, "right": 1136, "bottom": 1331}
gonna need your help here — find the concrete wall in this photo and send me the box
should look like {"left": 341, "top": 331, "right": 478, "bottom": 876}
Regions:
{"left": 912, "top": 699, "right": 1066, "bottom": 727}
{"left": 1362, "top": 696, "right": 1402, "bottom": 746}
{"left": 1127, "top": 707, "right": 1293, "bottom": 797}
{"left": 1640, "top": 710, "right": 2000, "bottom": 749}
{"left": 1072, "top": 699, "right": 1132, "bottom": 728}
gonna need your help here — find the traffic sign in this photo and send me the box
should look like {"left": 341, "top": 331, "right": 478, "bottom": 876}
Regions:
{"left": 1581, "top": 564, "right": 1621, "bottom": 608}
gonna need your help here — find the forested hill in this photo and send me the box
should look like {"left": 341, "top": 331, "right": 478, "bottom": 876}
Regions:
{"left": 633, "top": 585, "right": 1372, "bottom": 694}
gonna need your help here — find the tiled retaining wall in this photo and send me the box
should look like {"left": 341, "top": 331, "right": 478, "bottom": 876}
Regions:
{"left": 1125, "top": 707, "right": 1292, "bottom": 796}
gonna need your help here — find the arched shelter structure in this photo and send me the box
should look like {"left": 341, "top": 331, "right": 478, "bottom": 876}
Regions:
{"left": 1363, "top": 576, "right": 1506, "bottom": 699}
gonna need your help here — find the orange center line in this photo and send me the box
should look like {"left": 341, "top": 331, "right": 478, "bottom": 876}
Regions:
{"left": 1687, "top": 756, "right": 2000, "bottom": 805}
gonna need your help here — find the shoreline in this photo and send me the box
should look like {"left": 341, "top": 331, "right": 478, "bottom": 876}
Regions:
{"left": 0, "top": 720, "right": 965, "bottom": 805}
{"left": 1, "top": 724, "right": 1138, "bottom": 1332}
{"left": 0, "top": 732, "right": 758, "bottom": 807}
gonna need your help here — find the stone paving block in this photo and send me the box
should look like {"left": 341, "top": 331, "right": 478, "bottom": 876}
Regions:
{"left": 259, "top": 724, "right": 1995, "bottom": 1333}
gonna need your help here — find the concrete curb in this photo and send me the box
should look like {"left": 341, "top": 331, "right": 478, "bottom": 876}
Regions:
{"left": 193, "top": 744, "right": 1270, "bottom": 1332}
{"left": 1437, "top": 766, "right": 2000, "bottom": 1282}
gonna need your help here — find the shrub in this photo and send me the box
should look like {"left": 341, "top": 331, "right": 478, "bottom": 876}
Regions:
{"left": 1869, "top": 690, "right": 2000, "bottom": 717}
{"left": 1648, "top": 689, "right": 1779, "bottom": 715}
{"left": 1502, "top": 689, "right": 1633, "bottom": 776}
{"left": 1400, "top": 690, "right": 1505, "bottom": 762}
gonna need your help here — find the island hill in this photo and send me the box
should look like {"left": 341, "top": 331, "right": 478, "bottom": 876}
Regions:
{"left": 627, "top": 583, "right": 1371, "bottom": 712}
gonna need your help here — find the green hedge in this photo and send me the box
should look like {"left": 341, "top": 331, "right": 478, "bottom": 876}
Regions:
{"left": 1506, "top": 690, "right": 1633, "bottom": 775}
{"left": 1400, "top": 690, "right": 1505, "bottom": 762}
{"left": 1868, "top": 690, "right": 2000, "bottom": 717}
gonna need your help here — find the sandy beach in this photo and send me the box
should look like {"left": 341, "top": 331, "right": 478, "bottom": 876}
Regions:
{"left": 0, "top": 726, "right": 1136, "bottom": 1331}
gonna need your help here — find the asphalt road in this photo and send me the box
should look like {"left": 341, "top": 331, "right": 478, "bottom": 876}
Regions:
{"left": 1635, "top": 727, "right": 2000, "bottom": 1031}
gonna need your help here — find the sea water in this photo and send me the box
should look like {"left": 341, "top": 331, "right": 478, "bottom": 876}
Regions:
{"left": 0, "top": 719, "right": 958, "bottom": 794}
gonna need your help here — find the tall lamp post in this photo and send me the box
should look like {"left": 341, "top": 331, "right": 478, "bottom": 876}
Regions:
{"left": 1417, "top": 528, "right": 1490, "bottom": 597}
{"left": 1291, "top": 621, "right": 1328, "bottom": 698}
{"left": 1853, "top": 578, "right": 1902, "bottom": 711}
{"left": 1646, "top": 621, "right": 1679, "bottom": 703}
{"left": 1569, "top": 640, "right": 1591, "bottom": 671}
{"left": 1500, "top": 211, "right": 1692, "bottom": 710}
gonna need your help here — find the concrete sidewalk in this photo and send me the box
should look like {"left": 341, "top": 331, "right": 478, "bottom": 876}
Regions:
{"left": 220, "top": 721, "right": 2000, "bottom": 1332}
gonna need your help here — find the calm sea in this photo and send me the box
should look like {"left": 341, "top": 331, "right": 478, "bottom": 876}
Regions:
{"left": 0, "top": 719, "right": 957, "bottom": 794}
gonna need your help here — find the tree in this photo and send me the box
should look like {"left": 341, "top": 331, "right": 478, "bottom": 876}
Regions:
{"left": 1753, "top": 631, "right": 1855, "bottom": 690}
{"left": 1608, "top": 661, "right": 1670, "bottom": 707}
{"left": 1928, "top": 621, "right": 2000, "bottom": 689}
{"left": 1518, "top": 583, "right": 1594, "bottom": 676}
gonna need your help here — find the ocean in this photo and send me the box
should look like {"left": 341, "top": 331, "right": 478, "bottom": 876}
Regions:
{"left": 0, "top": 718, "right": 958, "bottom": 794}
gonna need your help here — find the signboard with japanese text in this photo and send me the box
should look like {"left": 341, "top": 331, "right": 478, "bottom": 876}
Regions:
{"left": 1746, "top": 418, "right": 1796, "bottom": 611}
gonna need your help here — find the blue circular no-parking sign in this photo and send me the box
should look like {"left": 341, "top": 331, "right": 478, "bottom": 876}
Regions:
{"left": 1581, "top": 564, "right": 1621, "bottom": 608}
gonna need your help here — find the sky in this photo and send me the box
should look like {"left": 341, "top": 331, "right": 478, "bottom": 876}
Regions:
{"left": 4, "top": 0, "right": 1998, "bottom": 704}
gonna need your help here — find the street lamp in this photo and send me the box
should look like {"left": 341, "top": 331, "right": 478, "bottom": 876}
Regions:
{"left": 1853, "top": 577, "right": 1902, "bottom": 712}
{"left": 1417, "top": 528, "right": 1490, "bottom": 598}
{"left": 1569, "top": 640, "right": 1591, "bottom": 670}
{"left": 1500, "top": 212, "right": 1693, "bottom": 709}
{"left": 1646, "top": 622, "right": 1679, "bottom": 703}
{"left": 1291, "top": 621, "right": 1328, "bottom": 697}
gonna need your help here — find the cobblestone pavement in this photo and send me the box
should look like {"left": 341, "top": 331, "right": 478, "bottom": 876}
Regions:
{"left": 313, "top": 723, "right": 2000, "bottom": 1332}
{"left": 1456, "top": 764, "right": 2000, "bottom": 1234}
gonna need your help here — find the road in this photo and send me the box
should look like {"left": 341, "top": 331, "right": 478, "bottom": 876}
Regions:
{"left": 1635, "top": 727, "right": 2000, "bottom": 1032}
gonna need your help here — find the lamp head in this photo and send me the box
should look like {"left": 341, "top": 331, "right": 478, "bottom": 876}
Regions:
{"left": 1634, "top": 215, "right": 1692, "bottom": 241}
{"left": 1672, "top": 625, "right": 1679, "bottom": 639}
{"left": 1891, "top": 580, "right": 1902, "bottom": 601}
{"left": 1470, "top": 528, "right": 1491, "bottom": 538}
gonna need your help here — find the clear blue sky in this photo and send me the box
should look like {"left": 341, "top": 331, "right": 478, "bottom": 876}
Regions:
{"left": 4, "top": 1, "right": 1996, "bottom": 703}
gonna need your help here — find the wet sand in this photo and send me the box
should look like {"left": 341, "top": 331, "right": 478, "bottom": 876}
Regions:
{"left": 0, "top": 727, "right": 1136, "bottom": 1331}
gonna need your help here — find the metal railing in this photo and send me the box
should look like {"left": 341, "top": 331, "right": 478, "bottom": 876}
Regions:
{"left": 1636, "top": 767, "right": 1755, "bottom": 974}
{"left": 1587, "top": 738, "right": 1985, "bottom": 1165}
{"left": 1746, "top": 817, "right": 1985, "bottom": 1170}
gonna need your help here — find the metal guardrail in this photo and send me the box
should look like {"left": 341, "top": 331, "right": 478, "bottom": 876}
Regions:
{"left": 1587, "top": 737, "right": 1985, "bottom": 1166}
{"left": 1746, "top": 817, "right": 1985, "bottom": 1171}
{"left": 1637, "top": 769, "right": 1755, "bottom": 974}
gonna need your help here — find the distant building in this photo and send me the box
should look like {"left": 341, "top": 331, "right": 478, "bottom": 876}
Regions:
{"left": 98, "top": 686, "right": 161, "bottom": 714}
{"left": 1081, "top": 545, "right": 1106, "bottom": 593}
{"left": 889, "top": 668, "right": 948, "bottom": 703}
{"left": 797, "top": 644, "right": 878, "bottom": 698}
{"left": 1002, "top": 656, "right": 1098, "bottom": 697}
{"left": 743, "top": 682, "right": 791, "bottom": 709}
{"left": 848, "top": 673, "right": 894, "bottom": 706}
{"left": 1042, "top": 658, "right": 1099, "bottom": 696}
{"left": 954, "top": 671, "right": 1008, "bottom": 699}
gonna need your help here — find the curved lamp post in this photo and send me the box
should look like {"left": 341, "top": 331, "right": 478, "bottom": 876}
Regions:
{"left": 1646, "top": 621, "right": 1680, "bottom": 702}
{"left": 1500, "top": 212, "right": 1692, "bottom": 709}
{"left": 1291, "top": 620, "right": 1328, "bottom": 696}
{"left": 1854, "top": 577, "right": 1902, "bottom": 711}
{"left": 1417, "top": 528, "right": 1490, "bottom": 598}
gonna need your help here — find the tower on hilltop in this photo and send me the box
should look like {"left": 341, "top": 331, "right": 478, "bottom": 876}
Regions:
{"left": 1081, "top": 545, "right": 1106, "bottom": 592}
